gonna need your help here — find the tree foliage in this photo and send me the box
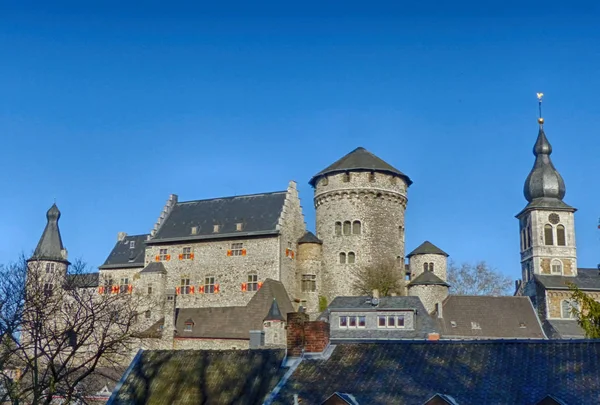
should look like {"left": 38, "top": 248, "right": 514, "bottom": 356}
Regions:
{"left": 447, "top": 260, "right": 512, "bottom": 296}
{"left": 568, "top": 283, "right": 600, "bottom": 338}
{"left": 351, "top": 261, "right": 405, "bottom": 297}
{"left": 0, "top": 255, "right": 156, "bottom": 404}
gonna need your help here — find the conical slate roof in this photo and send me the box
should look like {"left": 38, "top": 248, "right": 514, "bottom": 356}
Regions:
{"left": 309, "top": 147, "right": 412, "bottom": 187}
{"left": 298, "top": 231, "right": 322, "bottom": 244}
{"left": 520, "top": 120, "right": 574, "bottom": 213}
{"left": 406, "top": 241, "right": 449, "bottom": 258}
{"left": 408, "top": 271, "right": 450, "bottom": 287}
{"left": 30, "top": 204, "right": 69, "bottom": 263}
{"left": 264, "top": 298, "right": 285, "bottom": 322}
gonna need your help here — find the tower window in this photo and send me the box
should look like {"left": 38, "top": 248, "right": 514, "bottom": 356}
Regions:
{"left": 352, "top": 221, "right": 361, "bottom": 234}
{"left": 301, "top": 274, "right": 316, "bottom": 292}
{"left": 368, "top": 172, "right": 375, "bottom": 182}
{"left": 145, "top": 310, "right": 151, "bottom": 319}
{"left": 343, "top": 172, "right": 350, "bottom": 182}
{"left": 335, "top": 222, "right": 342, "bottom": 236}
{"left": 45, "top": 263, "right": 56, "bottom": 273}
{"left": 423, "top": 263, "right": 428, "bottom": 272}
{"left": 561, "top": 299, "right": 578, "bottom": 319}
{"left": 43, "top": 283, "right": 54, "bottom": 297}
{"left": 428, "top": 263, "right": 434, "bottom": 272}
{"left": 544, "top": 224, "right": 554, "bottom": 246}
{"left": 347, "top": 252, "right": 356, "bottom": 264}
{"left": 551, "top": 259, "right": 563, "bottom": 275}
{"left": 557, "top": 225, "right": 566, "bottom": 246}
{"left": 343, "top": 221, "right": 351, "bottom": 236}
{"left": 321, "top": 176, "right": 329, "bottom": 186}
{"left": 339, "top": 252, "right": 347, "bottom": 264}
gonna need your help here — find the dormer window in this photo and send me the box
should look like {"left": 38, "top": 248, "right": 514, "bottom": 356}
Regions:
{"left": 471, "top": 322, "right": 481, "bottom": 330}
{"left": 184, "top": 321, "right": 194, "bottom": 332}
{"left": 236, "top": 222, "right": 243, "bottom": 231}
{"left": 191, "top": 226, "right": 198, "bottom": 235}
{"left": 129, "top": 240, "right": 135, "bottom": 249}
{"left": 213, "top": 224, "right": 220, "bottom": 233}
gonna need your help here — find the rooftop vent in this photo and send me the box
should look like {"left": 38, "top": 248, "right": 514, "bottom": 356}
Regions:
{"left": 471, "top": 322, "right": 481, "bottom": 330}
{"left": 450, "top": 321, "right": 457, "bottom": 328}
{"left": 519, "top": 322, "right": 526, "bottom": 328}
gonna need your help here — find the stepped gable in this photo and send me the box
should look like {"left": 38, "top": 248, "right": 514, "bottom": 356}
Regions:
{"left": 407, "top": 241, "right": 449, "bottom": 258}
{"left": 99, "top": 234, "right": 148, "bottom": 270}
{"left": 148, "top": 191, "right": 287, "bottom": 243}
{"left": 309, "top": 146, "right": 412, "bottom": 187}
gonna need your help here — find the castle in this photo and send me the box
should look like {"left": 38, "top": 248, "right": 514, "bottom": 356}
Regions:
{"left": 26, "top": 112, "right": 596, "bottom": 351}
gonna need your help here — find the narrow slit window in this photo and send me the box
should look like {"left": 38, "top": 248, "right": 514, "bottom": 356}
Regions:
{"left": 335, "top": 222, "right": 342, "bottom": 236}
{"left": 428, "top": 263, "right": 434, "bottom": 272}
{"left": 343, "top": 221, "right": 351, "bottom": 236}
{"left": 347, "top": 252, "right": 356, "bottom": 264}
{"left": 339, "top": 252, "right": 347, "bottom": 264}
{"left": 352, "top": 221, "right": 361, "bottom": 234}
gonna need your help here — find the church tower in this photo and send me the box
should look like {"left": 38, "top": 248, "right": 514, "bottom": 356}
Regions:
{"left": 516, "top": 97, "right": 577, "bottom": 287}
{"left": 27, "top": 204, "right": 70, "bottom": 292}
{"left": 310, "top": 147, "right": 412, "bottom": 301}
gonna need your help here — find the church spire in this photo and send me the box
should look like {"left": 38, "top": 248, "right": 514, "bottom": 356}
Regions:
{"left": 522, "top": 94, "right": 569, "bottom": 208}
{"left": 29, "top": 203, "right": 69, "bottom": 263}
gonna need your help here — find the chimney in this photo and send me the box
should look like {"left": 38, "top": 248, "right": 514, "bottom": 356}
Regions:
{"left": 435, "top": 302, "right": 443, "bottom": 318}
{"left": 117, "top": 232, "right": 128, "bottom": 242}
{"left": 372, "top": 289, "right": 379, "bottom": 299}
{"left": 287, "top": 312, "right": 330, "bottom": 357}
{"left": 428, "top": 333, "right": 440, "bottom": 341}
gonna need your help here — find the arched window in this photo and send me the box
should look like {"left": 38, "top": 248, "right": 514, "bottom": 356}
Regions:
{"left": 339, "top": 252, "right": 347, "bottom": 264}
{"left": 544, "top": 224, "right": 554, "bottom": 246}
{"left": 335, "top": 222, "right": 342, "bottom": 236}
{"left": 557, "top": 225, "right": 566, "bottom": 246}
{"left": 347, "top": 252, "right": 356, "bottom": 264}
{"left": 352, "top": 221, "right": 361, "bottom": 235}
{"left": 343, "top": 172, "right": 350, "bottom": 182}
{"left": 343, "top": 221, "right": 351, "bottom": 236}
{"left": 368, "top": 171, "right": 375, "bottom": 182}
{"left": 423, "top": 263, "right": 428, "bottom": 272}
{"left": 428, "top": 262, "right": 434, "bottom": 272}
{"left": 561, "top": 300, "right": 578, "bottom": 319}
{"left": 551, "top": 259, "right": 563, "bottom": 275}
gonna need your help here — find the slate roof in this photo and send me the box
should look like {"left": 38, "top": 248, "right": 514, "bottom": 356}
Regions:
{"left": 543, "top": 320, "right": 585, "bottom": 339}
{"left": 173, "top": 279, "right": 294, "bottom": 339}
{"left": 139, "top": 262, "right": 167, "bottom": 275}
{"left": 110, "top": 349, "right": 287, "bottom": 405}
{"left": 30, "top": 204, "right": 69, "bottom": 263}
{"left": 298, "top": 231, "right": 322, "bottom": 244}
{"left": 99, "top": 234, "right": 148, "bottom": 270}
{"left": 309, "top": 147, "right": 412, "bottom": 187}
{"left": 437, "top": 296, "right": 546, "bottom": 339}
{"left": 149, "top": 191, "right": 287, "bottom": 243}
{"left": 325, "top": 296, "right": 439, "bottom": 340}
{"left": 535, "top": 268, "right": 600, "bottom": 291}
{"left": 273, "top": 340, "right": 600, "bottom": 405}
{"left": 264, "top": 298, "right": 286, "bottom": 322}
{"left": 65, "top": 273, "right": 100, "bottom": 289}
{"left": 408, "top": 271, "right": 450, "bottom": 287}
{"left": 407, "top": 241, "right": 449, "bottom": 258}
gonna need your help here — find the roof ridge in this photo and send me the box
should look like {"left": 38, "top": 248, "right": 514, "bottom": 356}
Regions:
{"left": 177, "top": 190, "right": 287, "bottom": 205}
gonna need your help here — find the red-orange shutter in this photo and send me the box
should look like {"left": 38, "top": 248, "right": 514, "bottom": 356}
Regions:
{"left": 179, "top": 254, "right": 183, "bottom": 260}
{"left": 291, "top": 251, "right": 295, "bottom": 259}
{"left": 199, "top": 285, "right": 205, "bottom": 294}
{"left": 285, "top": 248, "right": 290, "bottom": 257}
{"left": 214, "top": 284, "right": 220, "bottom": 293}
{"left": 241, "top": 249, "right": 247, "bottom": 256}
{"left": 98, "top": 286, "right": 104, "bottom": 294}
{"left": 227, "top": 250, "right": 232, "bottom": 256}
{"left": 176, "top": 287, "right": 181, "bottom": 295}
{"left": 155, "top": 255, "right": 160, "bottom": 261}
{"left": 258, "top": 281, "right": 263, "bottom": 289}
{"left": 127, "top": 285, "right": 133, "bottom": 294}
{"left": 241, "top": 283, "right": 247, "bottom": 292}
{"left": 190, "top": 286, "right": 195, "bottom": 294}
{"left": 190, "top": 253, "right": 195, "bottom": 259}
{"left": 166, "top": 254, "right": 171, "bottom": 261}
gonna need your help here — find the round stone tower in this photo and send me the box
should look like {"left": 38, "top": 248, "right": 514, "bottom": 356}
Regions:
{"left": 406, "top": 241, "right": 450, "bottom": 313}
{"left": 296, "top": 231, "right": 323, "bottom": 315}
{"left": 309, "top": 147, "right": 412, "bottom": 301}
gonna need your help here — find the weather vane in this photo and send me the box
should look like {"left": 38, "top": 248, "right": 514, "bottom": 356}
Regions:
{"left": 537, "top": 92, "right": 544, "bottom": 125}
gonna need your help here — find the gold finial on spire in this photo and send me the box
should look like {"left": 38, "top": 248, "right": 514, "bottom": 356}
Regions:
{"left": 537, "top": 93, "right": 544, "bottom": 125}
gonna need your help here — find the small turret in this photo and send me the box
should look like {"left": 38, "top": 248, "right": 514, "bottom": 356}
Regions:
{"left": 263, "top": 298, "right": 287, "bottom": 346}
{"left": 29, "top": 203, "right": 69, "bottom": 263}
{"left": 407, "top": 241, "right": 450, "bottom": 313}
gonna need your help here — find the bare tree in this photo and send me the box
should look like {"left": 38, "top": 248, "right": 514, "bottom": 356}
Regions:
{"left": 351, "top": 261, "right": 405, "bottom": 297}
{"left": 447, "top": 260, "right": 512, "bottom": 296}
{"left": 0, "top": 255, "right": 157, "bottom": 404}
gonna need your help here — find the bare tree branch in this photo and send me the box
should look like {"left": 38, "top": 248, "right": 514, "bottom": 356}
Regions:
{"left": 447, "top": 260, "right": 512, "bottom": 296}
{"left": 351, "top": 261, "right": 405, "bottom": 297}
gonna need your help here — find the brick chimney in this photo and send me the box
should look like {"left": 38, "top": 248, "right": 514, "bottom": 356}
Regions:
{"left": 287, "top": 312, "right": 330, "bottom": 357}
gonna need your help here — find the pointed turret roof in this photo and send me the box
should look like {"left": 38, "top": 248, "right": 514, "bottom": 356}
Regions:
{"left": 298, "top": 231, "right": 322, "bottom": 244}
{"left": 407, "top": 241, "right": 449, "bottom": 258}
{"left": 264, "top": 298, "right": 285, "bottom": 322}
{"left": 519, "top": 119, "right": 575, "bottom": 215}
{"left": 309, "top": 147, "right": 412, "bottom": 187}
{"left": 29, "top": 203, "right": 69, "bottom": 263}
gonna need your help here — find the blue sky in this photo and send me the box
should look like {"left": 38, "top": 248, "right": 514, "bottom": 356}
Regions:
{"left": 1, "top": 2, "right": 599, "bottom": 280}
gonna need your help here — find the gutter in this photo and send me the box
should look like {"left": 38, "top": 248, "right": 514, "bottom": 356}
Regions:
{"left": 106, "top": 349, "right": 144, "bottom": 405}
{"left": 146, "top": 230, "right": 280, "bottom": 244}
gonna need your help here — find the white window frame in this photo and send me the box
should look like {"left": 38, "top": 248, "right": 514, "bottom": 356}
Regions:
{"left": 159, "top": 248, "right": 168, "bottom": 260}
{"left": 551, "top": 259, "right": 563, "bottom": 275}
{"left": 377, "top": 314, "right": 407, "bottom": 329}
{"left": 231, "top": 243, "right": 244, "bottom": 256}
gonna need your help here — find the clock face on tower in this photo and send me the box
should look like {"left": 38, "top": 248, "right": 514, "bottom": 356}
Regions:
{"left": 548, "top": 213, "right": 560, "bottom": 225}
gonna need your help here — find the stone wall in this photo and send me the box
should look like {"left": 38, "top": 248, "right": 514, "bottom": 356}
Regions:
{"left": 408, "top": 253, "right": 448, "bottom": 282}
{"left": 173, "top": 338, "right": 249, "bottom": 350}
{"left": 144, "top": 236, "right": 280, "bottom": 308}
{"left": 314, "top": 171, "right": 408, "bottom": 301}
{"left": 264, "top": 320, "right": 286, "bottom": 346}
{"left": 408, "top": 285, "right": 448, "bottom": 314}
{"left": 296, "top": 242, "right": 323, "bottom": 314}
{"left": 546, "top": 289, "right": 600, "bottom": 319}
